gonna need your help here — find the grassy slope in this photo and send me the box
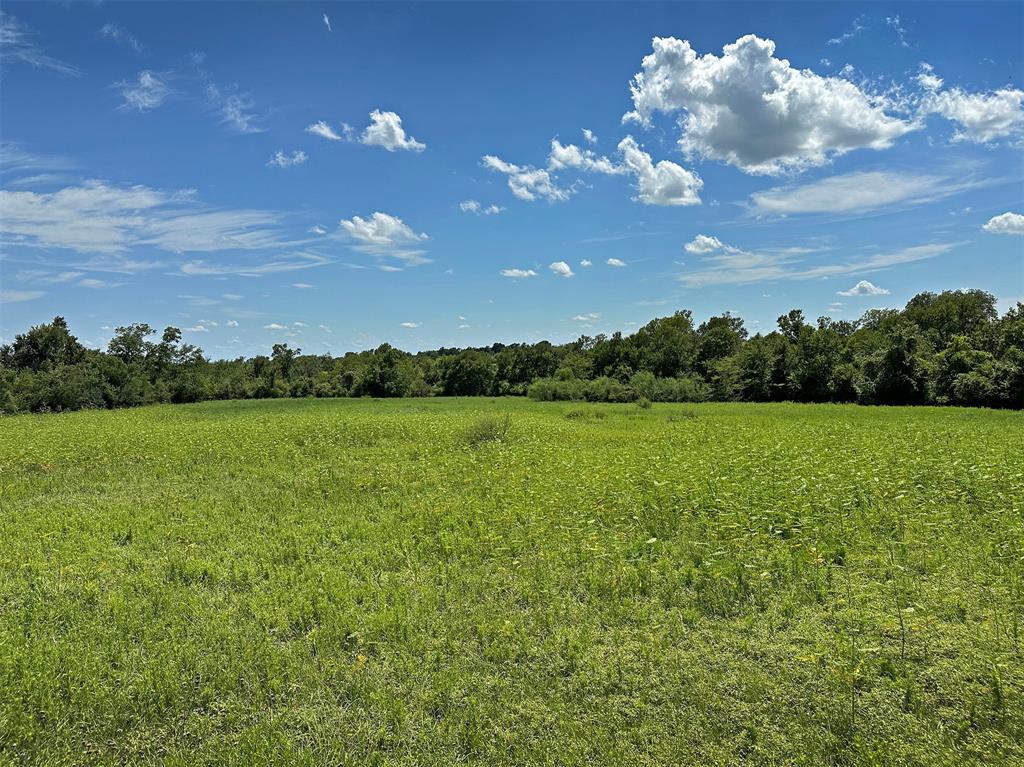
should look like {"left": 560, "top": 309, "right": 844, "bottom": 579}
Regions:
{"left": 0, "top": 399, "right": 1021, "bottom": 766}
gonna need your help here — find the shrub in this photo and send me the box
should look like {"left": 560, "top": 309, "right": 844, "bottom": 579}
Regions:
{"left": 636, "top": 397, "right": 652, "bottom": 410}
{"left": 462, "top": 414, "right": 511, "bottom": 446}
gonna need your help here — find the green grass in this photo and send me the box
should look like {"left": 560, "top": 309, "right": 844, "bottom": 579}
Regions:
{"left": 1, "top": 398, "right": 1021, "bottom": 765}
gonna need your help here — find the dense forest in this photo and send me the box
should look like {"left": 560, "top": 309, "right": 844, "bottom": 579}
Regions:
{"left": 2, "top": 289, "right": 1021, "bottom": 413}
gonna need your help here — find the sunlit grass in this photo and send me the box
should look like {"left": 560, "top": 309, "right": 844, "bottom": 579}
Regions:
{"left": 1, "top": 398, "right": 1021, "bottom": 765}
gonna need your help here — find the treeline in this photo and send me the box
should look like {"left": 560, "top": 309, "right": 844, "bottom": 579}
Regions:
{"left": 2, "top": 289, "right": 1021, "bottom": 413}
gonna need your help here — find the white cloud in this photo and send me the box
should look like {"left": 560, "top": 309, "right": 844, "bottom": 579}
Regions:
{"left": 400, "top": 321, "right": 421, "bottom": 328}
{"left": 572, "top": 312, "right": 600, "bottom": 321}
{"left": 460, "top": 199, "right": 503, "bottom": 215}
{"left": 0, "top": 289, "right": 44, "bottom": 303}
{"left": 624, "top": 35, "right": 915, "bottom": 174}
{"left": 0, "top": 12, "right": 80, "bottom": 76}
{"left": 983, "top": 211, "right": 1024, "bottom": 235}
{"left": 548, "top": 139, "right": 624, "bottom": 175}
{"left": 183, "top": 324, "right": 209, "bottom": 332}
{"left": 267, "top": 150, "right": 308, "bottom": 168}
{"left": 78, "top": 277, "right": 120, "bottom": 289}
{"left": 678, "top": 237, "right": 954, "bottom": 287}
{"left": 580, "top": 259, "right": 592, "bottom": 267}
{"left": 180, "top": 253, "right": 329, "bottom": 277}
{"left": 838, "top": 280, "right": 890, "bottom": 296}
{"left": 685, "top": 234, "right": 731, "bottom": 254}
{"left": 606, "top": 258, "right": 627, "bottom": 267}
{"left": 582, "top": 129, "right": 597, "bottom": 144}
{"left": 322, "top": 14, "right": 331, "bottom": 32}
{"left": 319, "top": 324, "right": 332, "bottom": 333}
{"left": 360, "top": 110, "right": 425, "bottom": 152}
{"left": 339, "top": 212, "right": 430, "bottom": 266}
{"left": 543, "top": 135, "right": 702, "bottom": 206}
{"left": 500, "top": 268, "right": 537, "bottom": 278}
{"left": 827, "top": 15, "right": 867, "bottom": 46}
{"left": 217, "top": 93, "right": 263, "bottom": 134}
{"left": 292, "top": 282, "right": 315, "bottom": 288}
{"left": 117, "top": 71, "right": 171, "bottom": 111}
{"left": 549, "top": 261, "right": 574, "bottom": 278}
{"left": 0, "top": 181, "right": 287, "bottom": 257}
{"left": 915, "top": 63, "right": 943, "bottom": 92}
{"left": 617, "top": 136, "right": 702, "bottom": 206}
{"left": 99, "top": 23, "right": 143, "bottom": 53}
{"left": 264, "top": 323, "right": 287, "bottom": 330}
{"left": 482, "top": 155, "right": 571, "bottom": 202}
{"left": 749, "top": 170, "right": 985, "bottom": 216}
{"left": 308, "top": 224, "right": 328, "bottom": 235}
{"left": 226, "top": 320, "right": 239, "bottom": 327}
{"left": 923, "top": 84, "right": 1024, "bottom": 143}
{"left": 306, "top": 121, "right": 346, "bottom": 141}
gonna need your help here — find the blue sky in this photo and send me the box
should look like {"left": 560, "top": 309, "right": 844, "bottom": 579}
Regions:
{"left": 1, "top": 1, "right": 1022, "bottom": 356}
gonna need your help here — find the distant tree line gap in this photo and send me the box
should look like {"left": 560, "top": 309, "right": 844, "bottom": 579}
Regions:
{"left": 2, "top": 289, "right": 1021, "bottom": 413}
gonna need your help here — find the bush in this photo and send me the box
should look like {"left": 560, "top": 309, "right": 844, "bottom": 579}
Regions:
{"left": 462, "top": 414, "right": 511, "bottom": 446}
{"left": 636, "top": 397, "right": 652, "bottom": 410}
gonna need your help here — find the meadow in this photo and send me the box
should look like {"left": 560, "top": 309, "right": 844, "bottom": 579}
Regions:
{"left": 1, "top": 398, "right": 1021, "bottom": 766}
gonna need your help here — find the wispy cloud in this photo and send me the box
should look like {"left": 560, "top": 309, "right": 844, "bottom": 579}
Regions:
{"left": 99, "top": 23, "right": 144, "bottom": 53}
{"left": 0, "top": 181, "right": 288, "bottom": 267}
{"left": 322, "top": 14, "right": 332, "bottom": 32}
{"left": 0, "top": 12, "right": 80, "bottom": 77}
{"left": 117, "top": 71, "right": 172, "bottom": 112}
{"left": 748, "top": 169, "right": 988, "bottom": 217}
{"left": 0, "top": 289, "right": 44, "bottom": 303}
{"left": 678, "top": 236, "right": 956, "bottom": 287}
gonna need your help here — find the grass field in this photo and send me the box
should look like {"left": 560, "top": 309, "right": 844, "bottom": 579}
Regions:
{"left": 1, "top": 398, "right": 1022, "bottom": 765}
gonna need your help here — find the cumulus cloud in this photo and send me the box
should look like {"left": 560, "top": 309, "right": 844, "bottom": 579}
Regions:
{"left": 264, "top": 323, "right": 287, "bottom": 330}
{"left": 339, "top": 211, "right": 430, "bottom": 266}
{"left": 267, "top": 150, "right": 308, "bottom": 168}
{"left": 580, "top": 259, "right": 592, "bottom": 267}
{"left": 483, "top": 155, "right": 571, "bottom": 202}
{"left": 685, "top": 234, "right": 732, "bottom": 254}
{"left": 117, "top": 71, "right": 171, "bottom": 111}
{"left": 582, "top": 129, "right": 597, "bottom": 144}
{"left": 400, "top": 321, "right": 421, "bottom": 328}
{"left": 922, "top": 83, "right": 1024, "bottom": 143}
{"left": 915, "top": 63, "right": 943, "bottom": 92}
{"left": 837, "top": 280, "right": 890, "bottom": 296}
{"left": 623, "top": 35, "right": 915, "bottom": 174}
{"left": 983, "top": 211, "right": 1024, "bottom": 235}
{"left": 606, "top": 258, "right": 627, "bottom": 267}
{"left": 500, "top": 268, "right": 538, "bottom": 278}
{"left": 226, "top": 320, "right": 239, "bottom": 327}
{"left": 572, "top": 312, "right": 600, "bottom": 321}
{"left": 548, "top": 139, "right": 624, "bottom": 175}
{"left": 0, "top": 12, "right": 80, "bottom": 76}
{"left": 678, "top": 236, "right": 954, "bottom": 287}
{"left": 749, "top": 170, "right": 986, "bottom": 216}
{"left": 617, "top": 136, "right": 702, "bottom": 205}
{"left": 459, "top": 199, "right": 503, "bottom": 215}
{"left": 549, "top": 261, "right": 575, "bottom": 278}
{"left": 361, "top": 110, "right": 425, "bottom": 152}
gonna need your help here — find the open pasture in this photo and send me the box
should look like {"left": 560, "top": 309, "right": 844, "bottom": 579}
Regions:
{"left": 1, "top": 399, "right": 1021, "bottom": 765}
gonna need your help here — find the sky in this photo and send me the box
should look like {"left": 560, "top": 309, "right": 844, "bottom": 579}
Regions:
{"left": 1, "top": 1, "right": 1023, "bottom": 357}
